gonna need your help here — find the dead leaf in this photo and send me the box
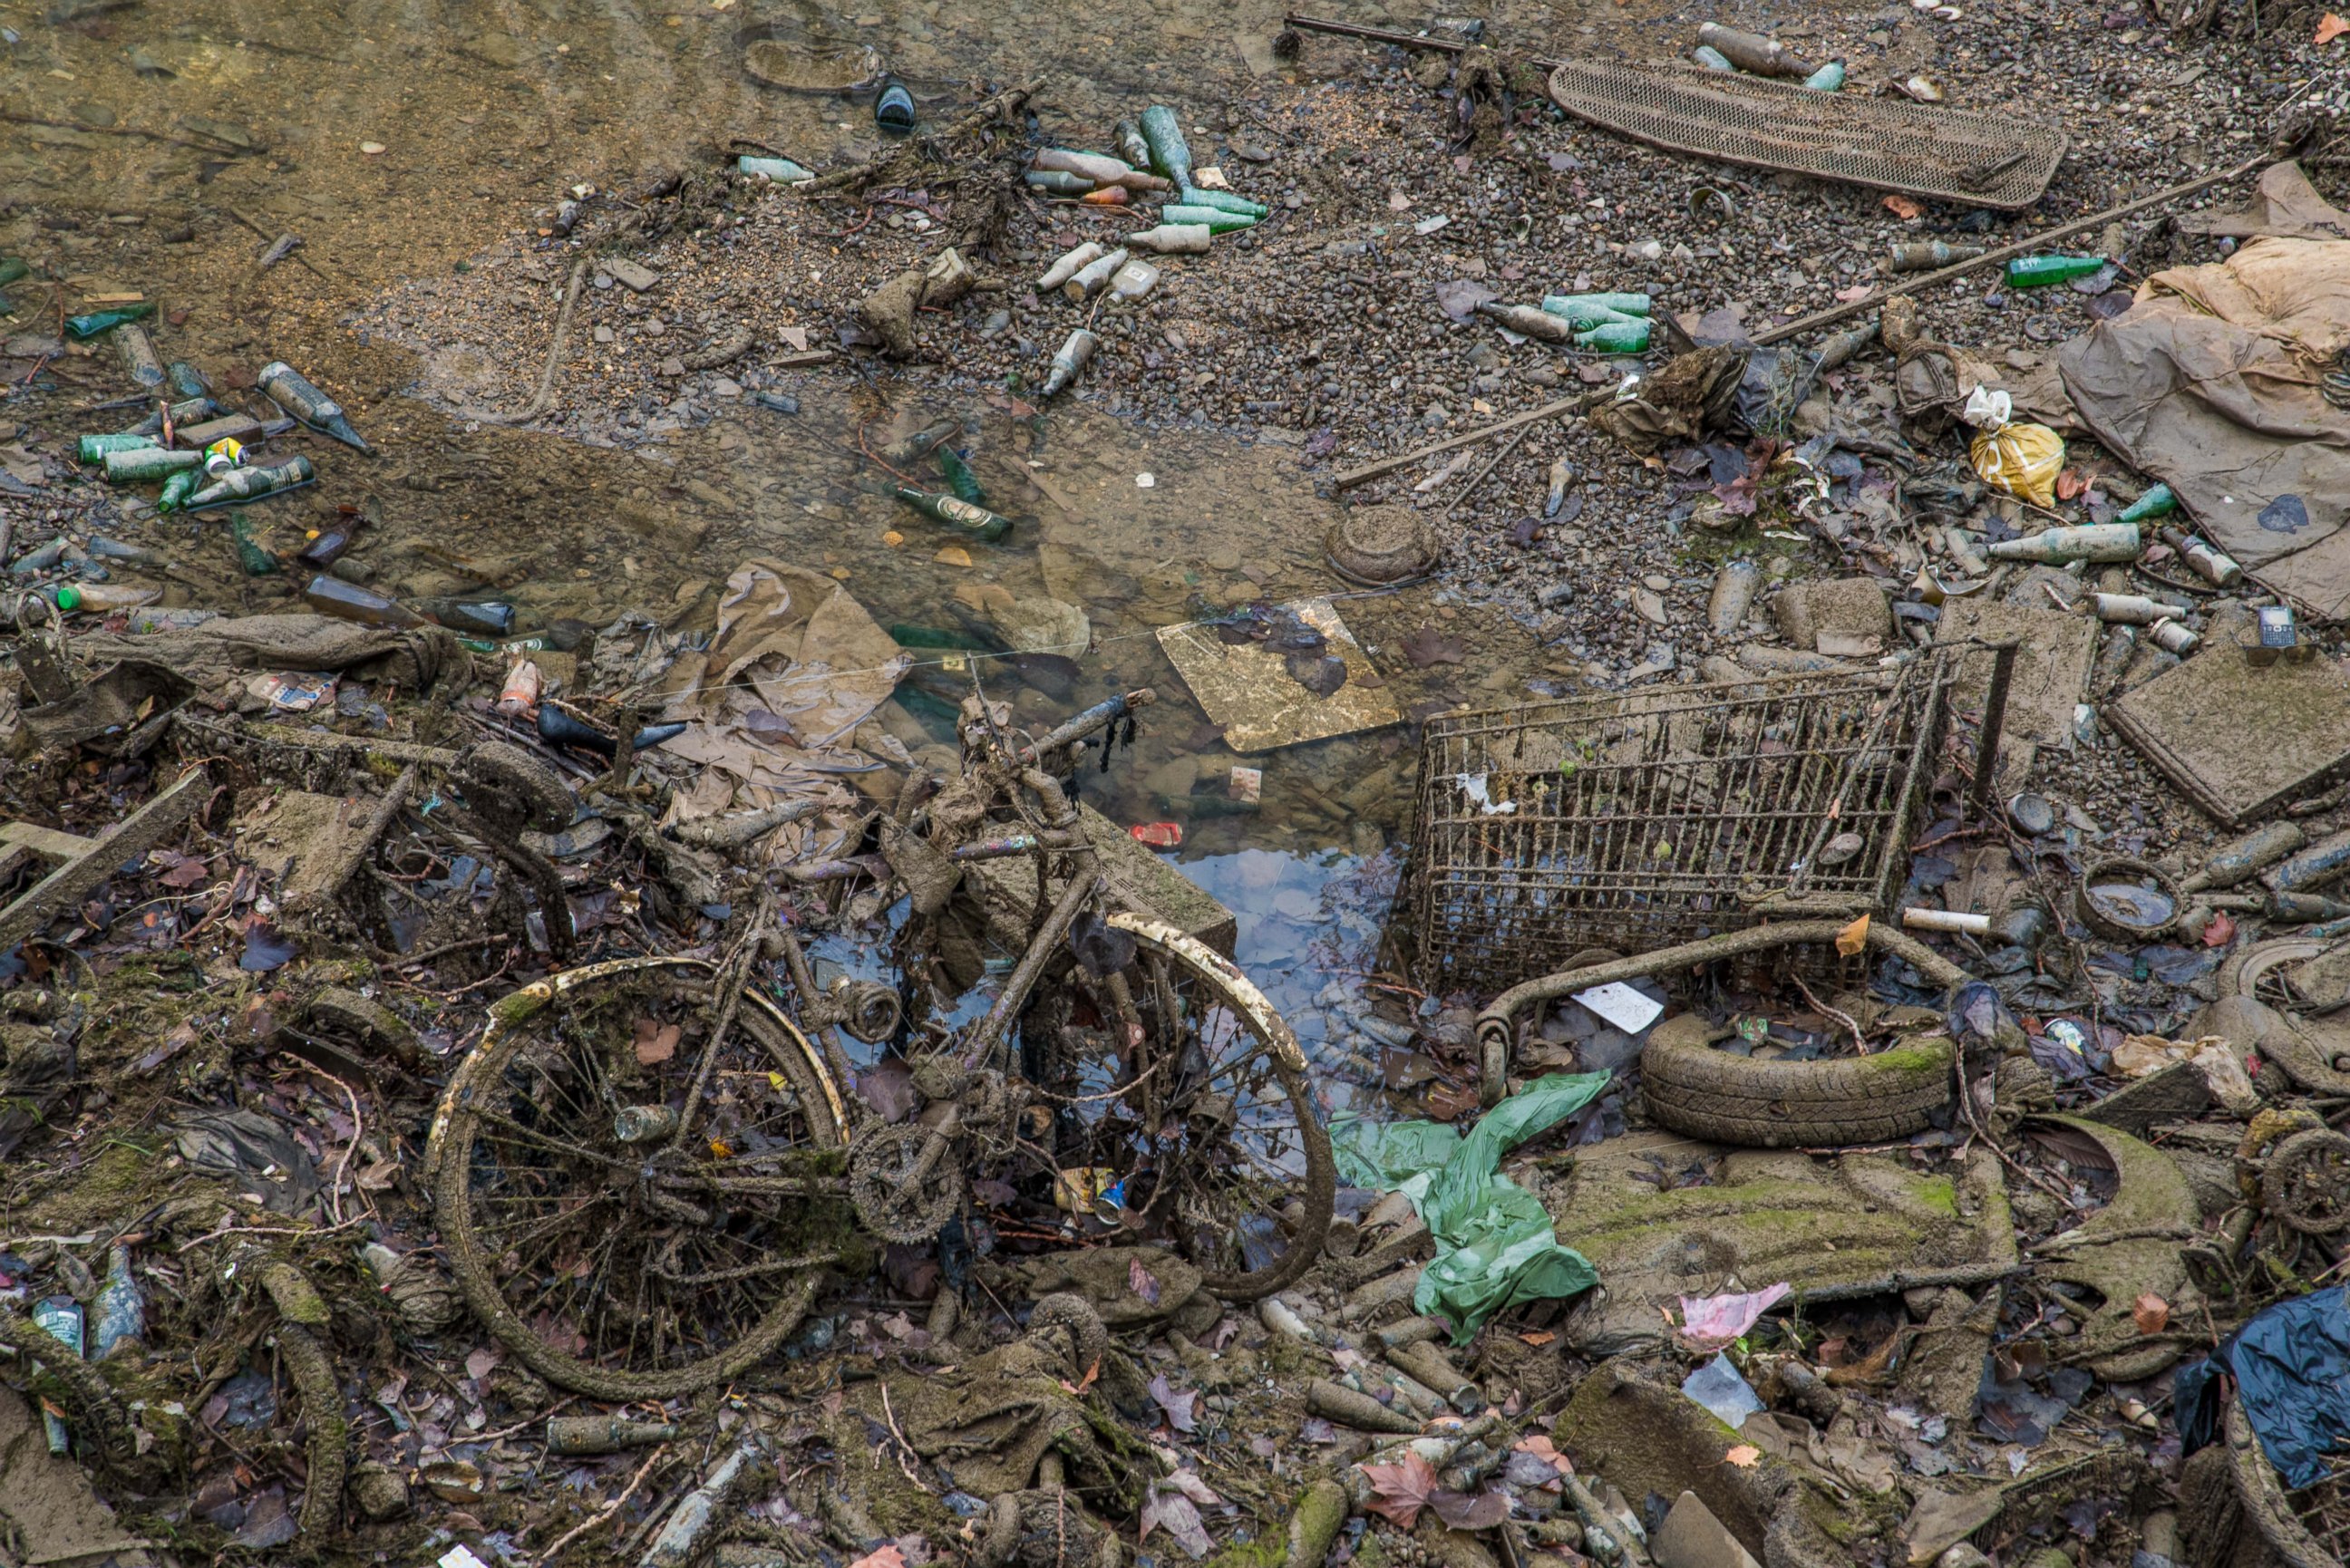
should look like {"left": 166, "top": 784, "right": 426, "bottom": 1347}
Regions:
{"left": 1511, "top": 1435, "right": 1575, "bottom": 1476}
{"left": 1517, "top": 1331, "right": 1557, "bottom": 1348}
{"left": 2318, "top": 11, "right": 2348, "bottom": 41}
{"left": 2133, "top": 1293, "right": 2170, "bottom": 1335}
{"left": 1149, "top": 1372, "right": 1200, "bottom": 1434}
{"left": 850, "top": 1548, "right": 908, "bottom": 1568}
{"left": 1130, "top": 1256, "right": 1162, "bottom": 1306}
{"left": 160, "top": 856, "right": 212, "bottom": 888}
{"left": 1059, "top": 1359, "right": 1102, "bottom": 1397}
{"left": 1140, "top": 1489, "right": 1212, "bottom": 1558}
{"left": 632, "top": 1018, "right": 681, "bottom": 1066}
{"left": 1883, "top": 194, "right": 1923, "bottom": 219}
{"left": 1835, "top": 915, "right": 1870, "bottom": 957}
{"left": 1360, "top": 1451, "right": 1442, "bottom": 1528}
{"left": 2204, "top": 910, "right": 2237, "bottom": 948}
{"left": 1399, "top": 627, "right": 1468, "bottom": 668}
{"left": 1833, "top": 285, "right": 1877, "bottom": 304}
{"left": 1431, "top": 1489, "right": 1510, "bottom": 1531}
{"left": 1724, "top": 1444, "right": 1762, "bottom": 1468}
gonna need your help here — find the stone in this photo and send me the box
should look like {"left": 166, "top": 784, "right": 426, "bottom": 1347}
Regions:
{"left": 605, "top": 256, "right": 661, "bottom": 292}
{"left": 1652, "top": 1491, "right": 1762, "bottom": 1568}
{"left": 1772, "top": 577, "right": 1891, "bottom": 652}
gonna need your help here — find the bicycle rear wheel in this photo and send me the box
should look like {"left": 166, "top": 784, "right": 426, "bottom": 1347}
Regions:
{"left": 1046, "top": 915, "right": 1334, "bottom": 1300}
{"left": 431, "top": 956, "right": 850, "bottom": 1399}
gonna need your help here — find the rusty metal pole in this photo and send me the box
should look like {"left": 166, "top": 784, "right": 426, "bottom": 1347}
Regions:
{"left": 1970, "top": 638, "right": 2021, "bottom": 821}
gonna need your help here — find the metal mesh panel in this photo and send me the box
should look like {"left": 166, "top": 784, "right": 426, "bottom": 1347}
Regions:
{"left": 1547, "top": 62, "right": 2067, "bottom": 211}
{"left": 1399, "top": 654, "right": 1960, "bottom": 994}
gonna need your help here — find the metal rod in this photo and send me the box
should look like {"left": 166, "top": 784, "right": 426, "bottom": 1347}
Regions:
{"left": 1970, "top": 638, "right": 2021, "bottom": 821}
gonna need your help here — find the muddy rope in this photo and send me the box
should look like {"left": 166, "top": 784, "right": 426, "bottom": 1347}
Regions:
{"left": 462, "top": 256, "right": 590, "bottom": 427}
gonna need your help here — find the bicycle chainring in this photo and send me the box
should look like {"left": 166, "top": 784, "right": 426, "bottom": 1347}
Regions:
{"left": 847, "top": 1121, "right": 963, "bottom": 1243}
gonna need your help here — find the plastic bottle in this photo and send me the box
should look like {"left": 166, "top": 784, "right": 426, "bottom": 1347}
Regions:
{"left": 1695, "top": 22, "right": 1813, "bottom": 77}
{"left": 157, "top": 469, "right": 199, "bottom": 514}
{"left": 413, "top": 597, "right": 518, "bottom": 635}
{"left": 892, "top": 486, "right": 1012, "bottom": 542}
{"left": 102, "top": 447, "right": 200, "bottom": 483}
{"left": 875, "top": 78, "right": 917, "bottom": 134}
{"left": 2156, "top": 528, "right": 2241, "bottom": 587}
{"left": 2005, "top": 255, "right": 2110, "bottom": 288}
{"left": 77, "top": 432, "right": 158, "bottom": 464}
{"left": 1985, "top": 523, "right": 2141, "bottom": 564}
{"left": 1887, "top": 241, "right": 1986, "bottom": 274}
{"left": 497, "top": 659, "right": 541, "bottom": 717}
{"left": 186, "top": 455, "right": 316, "bottom": 509}
{"left": 1691, "top": 44, "right": 1735, "bottom": 70}
{"left": 30, "top": 1298, "right": 82, "bottom": 1454}
{"left": 1109, "top": 258, "right": 1160, "bottom": 304}
{"left": 1036, "top": 241, "right": 1106, "bottom": 291}
{"left": 1124, "top": 223, "right": 1213, "bottom": 255}
{"left": 1160, "top": 205, "right": 1257, "bottom": 234}
{"left": 1541, "top": 291, "right": 1650, "bottom": 317}
{"left": 1063, "top": 247, "right": 1131, "bottom": 303}
{"left": 2116, "top": 483, "right": 2177, "bottom": 524}
{"left": 259, "top": 361, "right": 370, "bottom": 451}
{"left": 63, "top": 303, "right": 155, "bottom": 341}
{"left": 231, "top": 518, "right": 280, "bottom": 576}
{"left": 91, "top": 1246, "right": 143, "bottom": 1360}
{"left": 303, "top": 575, "right": 426, "bottom": 628}
{"left": 1041, "top": 328, "right": 1099, "bottom": 397}
{"left": 736, "top": 154, "right": 813, "bottom": 183}
{"left": 935, "top": 447, "right": 985, "bottom": 505}
{"left": 1025, "top": 169, "right": 1096, "bottom": 198}
{"left": 1576, "top": 320, "right": 1652, "bottom": 353}
{"left": 53, "top": 583, "right": 160, "bottom": 614}
{"left": 1140, "top": 105, "right": 1194, "bottom": 189}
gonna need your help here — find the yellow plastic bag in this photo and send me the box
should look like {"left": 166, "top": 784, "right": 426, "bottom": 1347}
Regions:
{"left": 1968, "top": 421, "right": 2065, "bottom": 508}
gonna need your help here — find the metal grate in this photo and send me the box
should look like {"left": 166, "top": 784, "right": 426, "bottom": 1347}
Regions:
{"left": 1398, "top": 653, "right": 1961, "bottom": 995}
{"left": 1547, "top": 61, "right": 2067, "bottom": 211}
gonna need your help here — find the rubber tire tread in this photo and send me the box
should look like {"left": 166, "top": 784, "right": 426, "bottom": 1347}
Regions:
{"left": 1641, "top": 1031, "right": 1953, "bottom": 1148}
{"left": 454, "top": 740, "right": 575, "bottom": 833}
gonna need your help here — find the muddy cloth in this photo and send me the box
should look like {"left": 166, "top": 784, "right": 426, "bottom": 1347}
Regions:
{"left": 655, "top": 559, "right": 909, "bottom": 853}
{"left": 2176, "top": 160, "right": 2350, "bottom": 242}
{"left": 1334, "top": 1070, "right": 1611, "bottom": 1343}
{"left": 172, "top": 1108, "right": 322, "bottom": 1215}
{"left": 2175, "top": 1283, "right": 2350, "bottom": 1488}
{"left": 1589, "top": 349, "right": 1744, "bottom": 454}
{"left": 73, "top": 613, "right": 465, "bottom": 694}
{"left": 2057, "top": 238, "right": 2350, "bottom": 619}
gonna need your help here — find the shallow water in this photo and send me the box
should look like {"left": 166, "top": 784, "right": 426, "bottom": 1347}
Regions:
{"left": 1, "top": 0, "right": 1573, "bottom": 1063}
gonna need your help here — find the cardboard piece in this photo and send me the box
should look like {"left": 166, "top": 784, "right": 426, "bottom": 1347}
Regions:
{"left": 1156, "top": 597, "right": 1401, "bottom": 752}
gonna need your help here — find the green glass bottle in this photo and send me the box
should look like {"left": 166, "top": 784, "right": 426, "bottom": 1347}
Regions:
{"left": 77, "top": 432, "right": 159, "bottom": 464}
{"left": 185, "top": 455, "right": 315, "bottom": 509}
{"left": 2005, "top": 254, "right": 2109, "bottom": 288}
{"left": 63, "top": 303, "right": 156, "bottom": 341}
{"left": 893, "top": 485, "right": 1012, "bottom": 543}
{"left": 157, "top": 469, "right": 199, "bottom": 514}
{"left": 935, "top": 447, "right": 986, "bottom": 505}
{"left": 1160, "top": 205, "right": 1257, "bottom": 235}
{"left": 1175, "top": 188, "right": 1268, "bottom": 219}
{"left": 1139, "top": 105, "right": 1193, "bottom": 189}
{"left": 0, "top": 259, "right": 28, "bottom": 289}
{"left": 1542, "top": 291, "right": 1651, "bottom": 318}
{"left": 2115, "top": 484, "right": 2176, "bottom": 524}
{"left": 1538, "top": 299, "right": 1638, "bottom": 331}
{"left": 1575, "top": 320, "right": 1652, "bottom": 353}
{"left": 1801, "top": 60, "right": 1845, "bottom": 91}
{"left": 231, "top": 518, "right": 281, "bottom": 576}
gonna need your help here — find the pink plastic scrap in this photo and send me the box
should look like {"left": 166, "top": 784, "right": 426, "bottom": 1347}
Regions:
{"left": 1676, "top": 1282, "right": 1792, "bottom": 1350}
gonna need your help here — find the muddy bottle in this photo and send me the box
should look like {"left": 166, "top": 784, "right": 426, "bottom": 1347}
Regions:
{"left": 935, "top": 447, "right": 985, "bottom": 505}
{"left": 2090, "top": 592, "right": 2190, "bottom": 625}
{"left": 547, "top": 1416, "right": 677, "bottom": 1456}
{"left": 1477, "top": 303, "right": 1572, "bottom": 343}
{"left": 1125, "top": 223, "right": 1212, "bottom": 255}
{"left": 1695, "top": 22, "right": 1813, "bottom": 77}
{"left": 2147, "top": 619, "right": 2198, "bottom": 655}
{"left": 1034, "top": 149, "right": 1168, "bottom": 191}
{"left": 166, "top": 361, "right": 210, "bottom": 398}
{"left": 1109, "top": 259, "right": 1160, "bottom": 304}
{"left": 1576, "top": 319, "right": 1652, "bottom": 353}
{"left": 63, "top": 303, "right": 155, "bottom": 341}
{"left": 52, "top": 582, "right": 160, "bottom": 614}
{"left": 1691, "top": 44, "right": 1735, "bottom": 70}
{"left": 113, "top": 323, "right": 166, "bottom": 390}
{"left": 297, "top": 516, "right": 363, "bottom": 567}
{"left": 893, "top": 485, "right": 1012, "bottom": 542}
{"left": 880, "top": 418, "right": 960, "bottom": 466}
{"left": 2116, "top": 483, "right": 2177, "bottom": 524}
{"left": 1037, "top": 241, "right": 1106, "bottom": 291}
{"left": 1160, "top": 204, "right": 1257, "bottom": 235}
{"left": 1025, "top": 169, "right": 1096, "bottom": 198}
{"left": 125, "top": 395, "right": 218, "bottom": 436}
{"left": 413, "top": 596, "right": 518, "bottom": 635}
{"left": 259, "top": 361, "right": 370, "bottom": 451}
{"left": 1041, "top": 328, "right": 1099, "bottom": 397}
{"left": 91, "top": 1245, "right": 143, "bottom": 1360}
{"left": 1063, "top": 247, "right": 1131, "bottom": 302}
{"left": 126, "top": 605, "right": 218, "bottom": 634}
{"left": 303, "top": 575, "right": 426, "bottom": 629}
{"left": 735, "top": 154, "right": 814, "bottom": 183}
{"left": 1986, "top": 523, "right": 2141, "bottom": 565}
{"left": 2091, "top": 622, "right": 2136, "bottom": 693}
{"left": 2180, "top": 824, "right": 2304, "bottom": 894}
{"left": 2005, "top": 254, "right": 2109, "bottom": 288}
{"left": 186, "top": 455, "right": 315, "bottom": 509}
{"left": 2268, "top": 891, "right": 2350, "bottom": 924}
{"left": 2159, "top": 528, "right": 2240, "bottom": 587}
{"left": 31, "top": 1298, "right": 82, "bottom": 1453}
{"left": 10, "top": 538, "right": 66, "bottom": 576}
{"left": 102, "top": 447, "right": 200, "bottom": 484}
{"left": 231, "top": 518, "right": 280, "bottom": 576}
{"left": 0, "top": 259, "right": 27, "bottom": 289}
{"left": 874, "top": 77, "right": 917, "bottom": 133}
{"left": 1801, "top": 59, "right": 1845, "bottom": 91}
{"left": 157, "top": 469, "right": 199, "bottom": 514}
{"left": 1887, "top": 241, "right": 1984, "bottom": 274}
{"left": 2264, "top": 827, "right": 2350, "bottom": 895}
{"left": 77, "top": 432, "right": 158, "bottom": 464}
{"left": 88, "top": 537, "right": 166, "bottom": 567}
{"left": 1140, "top": 104, "right": 1194, "bottom": 189}
{"left": 1707, "top": 557, "right": 1760, "bottom": 634}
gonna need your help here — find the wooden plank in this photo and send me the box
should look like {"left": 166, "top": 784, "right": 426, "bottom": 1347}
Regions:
{"left": 0, "top": 821, "right": 97, "bottom": 861}
{"left": 0, "top": 767, "right": 208, "bottom": 950}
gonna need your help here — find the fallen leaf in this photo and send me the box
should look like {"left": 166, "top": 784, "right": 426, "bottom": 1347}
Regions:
{"left": 160, "top": 856, "right": 211, "bottom": 888}
{"left": 2132, "top": 1293, "right": 2170, "bottom": 1335}
{"left": 1835, "top": 915, "right": 1870, "bottom": 957}
{"left": 1058, "top": 1358, "right": 1101, "bottom": 1397}
{"left": 2317, "top": 11, "right": 2348, "bottom": 42}
{"left": 1140, "top": 1489, "right": 1212, "bottom": 1558}
{"left": 238, "top": 920, "right": 297, "bottom": 973}
{"left": 934, "top": 546, "right": 973, "bottom": 567}
{"left": 2054, "top": 468, "right": 2088, "bottom": 501}
{"left": 1517, "top": 1331, "right": 1557, "bottom": 1348}
{"left": 1130, "top": 1256, "right": 1162, "bottom": 1306}
{"left": 1399, "top": 627, "right": 1468, "bottom": 668}
{"left": 1432, "top": 1489, "right": 1510, "bottom": 1531}
{"left": 1149, "top": 1372, "right": 1199, "bottom": 1434}
{"left": 1724, "top": 1444, "right": 1762, "bottom": 1468}
{"left": 1833, "top": 284, "right": 1877, "bottom": 304}
{"left": 1360, "top": 1452, "right": 1442, "bottom": 1527}
{"left": 633, "top": 1017, "right": 681, "bottom": 1066}
{"left": 1882, "top": 194, "right": 1922, "bottom": 220}
{"left": 850, "top": 1547, "right": 908, "bottom": 1568}
{"left": 2204, "top": 910, "right": 2237, "bottom": 948}
{"left": 1511, "top": 1435, "right": 1575, "bottom": 1476}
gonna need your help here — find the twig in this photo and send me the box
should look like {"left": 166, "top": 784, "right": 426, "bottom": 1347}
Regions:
{"left": 1445, "top": 422, "right": 1535, "bottom": 520}
{"left": 540, "top": 1443, "right": 671, "bottom": 1563}
{"left": 879, "top": 1383, "right": 922, "bottom": 1486}
{"left": 1334, "top": 387, "right": 1610, "bottom": 490}
{"left": 1791, "top": 973, "right": 1867, "bottom": 1053}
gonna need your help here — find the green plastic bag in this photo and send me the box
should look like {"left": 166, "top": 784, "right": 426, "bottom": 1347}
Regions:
{"left": 1333, "top": 1071, "right": 1611, "bottom": 1344}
